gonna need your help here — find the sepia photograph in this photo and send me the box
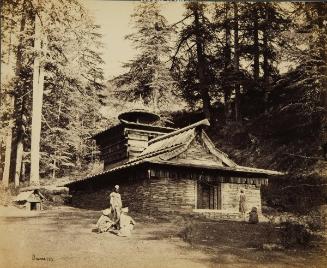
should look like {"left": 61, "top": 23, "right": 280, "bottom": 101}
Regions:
{"left": 0, "top": 0, "right": 326, "bottom": 267}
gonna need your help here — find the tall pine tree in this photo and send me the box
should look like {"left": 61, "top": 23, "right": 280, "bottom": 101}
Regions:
{"left": 115, "top": 1, "right": 176, "bottom": 111}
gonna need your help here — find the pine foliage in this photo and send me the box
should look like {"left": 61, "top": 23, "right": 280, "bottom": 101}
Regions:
{"left": 0, "top": 0, "right": 107, "bottom": 182}
{"left": 114, "top": 1, "right": 177, "bottom": 111}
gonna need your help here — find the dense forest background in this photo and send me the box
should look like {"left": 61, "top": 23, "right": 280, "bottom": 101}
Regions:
{"left": 1, "top": 1, "right": 326, "bottom": 213}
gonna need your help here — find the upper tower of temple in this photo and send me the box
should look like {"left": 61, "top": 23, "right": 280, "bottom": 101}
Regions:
{"left": 92, "top": 109, "right": 176, "bottom": 170}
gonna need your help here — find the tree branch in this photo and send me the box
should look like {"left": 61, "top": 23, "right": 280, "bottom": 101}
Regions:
{"left": 282, "top": 184, "right": 327, "bottom": 190}
{"left": 27, "top": 0, "right": 44, "bottom": 28}
{"left": 283, "top": 153, "right": 323, "bottom": 160}
{"left": 41, "top": 113, "right": 53, "bottom": 131}
{"left": 171, "top": 32, "right": 193, "bottom": 70}
{"left": 170, "top": 14, "right": 192, "bottom": 28}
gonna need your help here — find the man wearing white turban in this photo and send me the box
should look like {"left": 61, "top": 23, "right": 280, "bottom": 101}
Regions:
{"left": 109, "top": 185, "right": 122, "bottom": 226}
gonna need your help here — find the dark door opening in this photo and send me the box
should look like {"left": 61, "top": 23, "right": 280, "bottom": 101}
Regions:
{"left": 197, "top": 182, "right": 221, "bottom": 209}
{"left": 30, "top": 202, "right": 37, "bottom": 210}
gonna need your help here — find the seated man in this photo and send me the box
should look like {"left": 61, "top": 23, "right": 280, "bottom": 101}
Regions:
{"left": 96, "top": 208, "right": 115, "bottom": 233}
{"left": 249, "top": 207, "right": 259, "bottom": 224}
{"left": 117, "top": 207, "right": 135, "bottom": 237}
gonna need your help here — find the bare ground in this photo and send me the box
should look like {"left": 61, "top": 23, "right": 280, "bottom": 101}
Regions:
{"left": 0, "top": 206, "right": 326, "bottom": 268}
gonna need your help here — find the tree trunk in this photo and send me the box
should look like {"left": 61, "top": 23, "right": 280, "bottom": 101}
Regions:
{"left": 21, "top": 160, "right": 26, "bottom": 182}
{"left": 193, "top": 4, "right": 211, "bottom": 121}
{"left": 223, "top": 3, "right": 232, "bottom": 122}
{"left": 92, "top": 79, "right": 96, "bottom": 163}
{"left": 13, "top": 101, "right": 27, "bottom": 187}
{"left": 2, "top": 125, "right": 13, "bottom": 187}
{"left": 263, "top": 4, "right": 270, "bottom": 114}
{"left": 52, "top": 99, "right": 62, "bottom": 179}
{"left": 1, "top": 4, "right": 14, "bottom": 186}
{"left": 30, "top": 13, "right": 45, "bottom": 186}
{"left": 52, "top": 158, "right": 56, "bottom": 179}
{"left": 233, "top": 2, "right": 241, "bottom": 123}
{"left": 12, "top": 0, "right": 27, "bottom": 187}
{"left": 253, "top": 8, "right": 260, "bottom": 82}
{"left": 153, "top": 68, "right": 159, "bottom": 112}
{"left": 14, "top": 138, "right": 23, "bottom": 187}
{"left": 317, "top": 5, "right": 327, "bottom": 151}
{"left": 2, "top": 0, "right": 26, "bottom": 187}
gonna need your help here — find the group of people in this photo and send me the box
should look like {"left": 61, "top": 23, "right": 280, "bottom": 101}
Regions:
{"left": 97, "top": 187, "right": 256, "bottom": 233}
{"left": 96, "top": 185, "right": 135, "bottom": 237}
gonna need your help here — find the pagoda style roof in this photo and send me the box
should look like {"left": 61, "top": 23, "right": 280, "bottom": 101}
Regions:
{"left": 66, "top": 119, "right": 283, "bottom": 187}
{"left": 92, "top": 121, "right": 176, "bottom": 141}
{"left": 118, "top": 109, "right": 160, "bottom": 124}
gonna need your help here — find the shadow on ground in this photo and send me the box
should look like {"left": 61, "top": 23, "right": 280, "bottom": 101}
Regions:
{"left": 177, "top": 219, "right": 327, "bottom": 267}
{"left": 0, "top": 206, "right": 326, "bottom": 268}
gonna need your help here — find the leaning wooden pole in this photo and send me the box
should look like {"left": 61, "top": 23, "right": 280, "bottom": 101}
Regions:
{"left": 30, "top": 13, "right": 44, "bottom": 186}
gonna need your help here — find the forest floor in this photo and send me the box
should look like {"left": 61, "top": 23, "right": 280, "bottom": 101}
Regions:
{"left": 0, "top": 205, "right": 326, "bottom": 268}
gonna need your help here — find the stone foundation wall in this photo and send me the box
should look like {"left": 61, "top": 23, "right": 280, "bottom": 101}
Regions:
{"left": 71, "top": 176, "right": 196, "bottom": 213}
{"left": 70, "top": 177, "right": 262, "bottom": 215}
{"left": 193, "top": 210, "right": 241, "bottom": 220}
{"left": 147, "top": 177, "right": 196, "bottom": 212}
{"left": 221, "top": 183, "right": 261, "bottom": 213}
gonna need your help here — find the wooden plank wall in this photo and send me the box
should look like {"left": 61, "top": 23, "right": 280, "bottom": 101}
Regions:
{"left": 126, "top": 129, "right": 163, "bottom": 159}
{"left": 99, "top": 128, "right": 163, "bottom": 168}
{"left": 100, "top": 135, "right": 128, "bottom": 168}
{"left": 126, "top": 131, "right": 149, "bottom": 159}
{"left": 149, "top": 167, "right": 268, "bottom": 186}
{"left": 176, "top": 137, "right": 223, "bottom": 165}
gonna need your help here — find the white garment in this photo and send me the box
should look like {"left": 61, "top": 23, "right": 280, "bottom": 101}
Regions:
{"left": 109, "top": 192, "right": 122, "bottom": 209}
{"left": 117, "top": 213, "right": 135, "bottom": 237}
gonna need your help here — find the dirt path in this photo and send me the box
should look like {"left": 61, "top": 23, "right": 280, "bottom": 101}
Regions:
{"left": 0, "top": 206, "right": 326, "bottom": 268}
{"left": 0, "top": 206, "right": 210, "bottom": 268}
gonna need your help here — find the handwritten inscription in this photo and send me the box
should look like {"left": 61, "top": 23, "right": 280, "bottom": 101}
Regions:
{"left": 32, "top": 254, "right": 54, "bottom": 262}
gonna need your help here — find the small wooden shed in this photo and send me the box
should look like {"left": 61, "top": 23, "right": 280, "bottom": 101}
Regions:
{"left": 14, "top": 189, "right": 44, "bottom": 211}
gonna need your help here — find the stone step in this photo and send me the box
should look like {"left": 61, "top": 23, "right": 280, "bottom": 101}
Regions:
{"left": 191, "top": 210, "right": 269, "bottom": 222}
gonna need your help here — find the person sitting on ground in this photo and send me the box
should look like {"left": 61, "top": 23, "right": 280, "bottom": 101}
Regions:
{"left": 96, "top": 208, "right": 115, "bottom": 233}
{"left": 249, "top": 207, "right": 259, "bottom": 224}
{"left": 117, "top": 207, "right": 135, "bottom": 237}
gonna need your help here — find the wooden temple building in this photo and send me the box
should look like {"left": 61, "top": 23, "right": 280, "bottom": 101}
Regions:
{"left": 65, "top": 109, "right": 282, "bottom": 218}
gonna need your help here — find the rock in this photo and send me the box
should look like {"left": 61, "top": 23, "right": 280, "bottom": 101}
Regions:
{"left": 262, "top": 243, "right": 284, "bottom": 251}
{"left": 280, "top": 215, "right": 289, "bottom": 223}
{"left": 39, "top": 186, "right": 70, "bottom": 206}
{"left": 40, "top": 186, "right": 69, "bottom": 195}
{"left": 270, "top": 216, "right": 281, "bottom": 225}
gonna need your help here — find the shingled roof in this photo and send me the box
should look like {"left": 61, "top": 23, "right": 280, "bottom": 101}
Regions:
{"left": 92, "top": 120, "right": 175, "bottom": 140}
{"left": 128, "top": 119, "right": 280, "bottom": 173}
{"left": 14, "top": 190, "right": 45, "bottom": 202}
{"left": 65, "top": 119, "right": 283, "bottom": 186}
